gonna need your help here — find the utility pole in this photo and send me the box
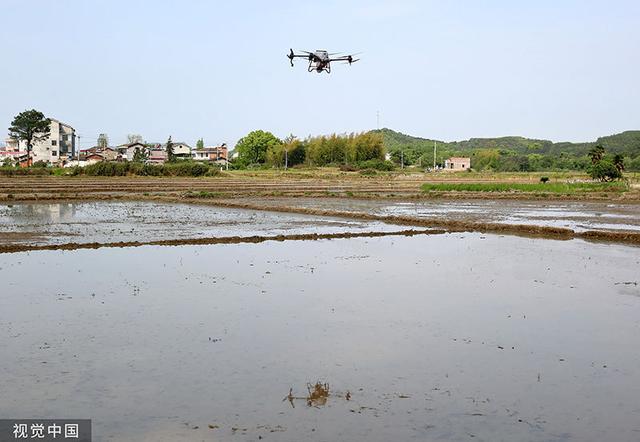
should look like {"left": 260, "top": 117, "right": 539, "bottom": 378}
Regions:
{"left": 77, "top": 135, "right": 81, "bottom": 165}
{"left": 284, "top": 147, "right": 288, "bottom": 170}
{"left": 376, "top": 110, "right": 380, "bottom": 130}
{"left": 433, "top": 141, "right": 436, "bottom": 169}
{"left": 401, "top": 150, "right": 404, "bottom": 169}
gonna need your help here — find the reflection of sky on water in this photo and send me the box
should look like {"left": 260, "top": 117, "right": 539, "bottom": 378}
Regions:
{"left": 0, "top": 201, "right": 398, "bottom": 246}
{"left": 1, "top": 234, "right": 639, "bottom": 441}
{"left": 259, "top": 198, "right": 640, "bottom": 233}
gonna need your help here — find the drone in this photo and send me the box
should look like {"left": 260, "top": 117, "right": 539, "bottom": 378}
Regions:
{"left": 287, "top": 49, "right": 360, "bottom": 73}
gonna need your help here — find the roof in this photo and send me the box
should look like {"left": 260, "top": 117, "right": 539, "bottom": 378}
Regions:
{"left": 49, "top": 118, "right": 75, "bottom": 131}
{"left": 447, "top": 157, "right": 470, "bottom": 161}
{"left": 83, "top": 147, "right": 116, "bottom": 152}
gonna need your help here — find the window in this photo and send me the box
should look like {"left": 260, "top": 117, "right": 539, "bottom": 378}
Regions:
{"left": 52, "top": 151, "right": 57, "bottom": 156}
{"left": 51, "top": 140, "right": 57, "bottom": 146}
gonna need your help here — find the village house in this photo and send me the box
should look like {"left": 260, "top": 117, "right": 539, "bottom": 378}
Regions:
{"left": 147, "top": 148, "right": 168, "bottom": 164}
{"left": 81, "top": 146, "right": 118, "bottom": 161}
{"left": 0, "top": 150, "right": 29, "bottom": 167}
{"left": 162, "top": 142, "right": 191, "bottom": 160}
{"left": 84, "top": 153, "right": 105, "bottom": 164}
{"left": 116, "top": 142, "right": 146, "bottom": 161}
{"left": 444, "top": 157, "right": 471, "bottom": 171}
{"left": 192, "top": 144, "right": 228, "bottom": 164}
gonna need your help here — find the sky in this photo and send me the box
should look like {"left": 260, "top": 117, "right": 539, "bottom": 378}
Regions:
{"left": 1, "top": 0, "right": 639, "bottom": 149}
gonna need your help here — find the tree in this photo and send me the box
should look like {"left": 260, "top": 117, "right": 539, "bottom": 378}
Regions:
{"left": 588, "top": 145, "right": 605, "bottom": 164}
{"left": 8, "top": 109, "right": 51, "bottom": 165}
{"left": 613, "top": 153, "right": 625, "bottom": 173}
{"left": 196, "top": 138, "right": 204, "bottom": 150}
{"left": 165, "top": 135, "right": 175, "bottom": 162}
{"left": 589, "top": 160, "right": 622, "bottom": 181}
{"left": 133, "top": 145, "right": 148, "bottom": 163}
{"left": 266, "top": 135, "right": 306, "bottom": 168}
{"left": 127, "top": 134, "right": 143, "bottom": 144}
{"left": 235, "top": 130, "right": 281, "bottom": 165}
{"left": 97, "top": 133, "right": 109, "bottom": 148}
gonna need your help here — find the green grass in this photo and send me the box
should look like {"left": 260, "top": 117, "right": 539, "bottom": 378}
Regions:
{"left": 184, "top": 190, "right": 224, "bottom": 198}
{"left": 421, "top": 181, "right": 628, "bottom": 193}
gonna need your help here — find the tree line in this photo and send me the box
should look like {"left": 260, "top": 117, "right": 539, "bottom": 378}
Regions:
{"left": 234, "top": 131, "right": 386, "bottom": 168}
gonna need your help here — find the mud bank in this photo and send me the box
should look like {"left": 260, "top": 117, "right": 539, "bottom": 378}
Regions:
{"left": 0, "top": 228, "right": 442, "bottom": 254}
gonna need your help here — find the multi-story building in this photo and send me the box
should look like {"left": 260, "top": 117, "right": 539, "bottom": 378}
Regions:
{"left": 7, "top": 118, "right": 76, "bottom": 164}
{"left": 33, "top": 119, "right": 76, "bottom": 164}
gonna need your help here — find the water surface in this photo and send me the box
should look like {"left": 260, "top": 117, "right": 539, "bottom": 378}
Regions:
{"left": 1, "top": 234, "right": 639, "bottom": 441}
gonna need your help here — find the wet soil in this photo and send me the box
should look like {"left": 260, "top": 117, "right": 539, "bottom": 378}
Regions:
{"left": 0, "top": 201, "right": 400, "bottom": 248}
{"left": 1, "top": 234, "right": 639, "bottom": 441}
{"left": 183, "top": 198, "right": 640, "bottom": 245}
{"left": 236, "top": 197, "right": 640, "bottom": 233}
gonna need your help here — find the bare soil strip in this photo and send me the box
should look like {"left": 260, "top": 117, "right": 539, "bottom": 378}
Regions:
{"left": 1, "top": 176, "right": 638, "bottom": 201}
{"left": 0, "top": 228, "right": 443, "bottom": 254}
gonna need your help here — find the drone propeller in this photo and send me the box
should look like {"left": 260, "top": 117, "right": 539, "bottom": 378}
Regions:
{"left": 287, "top": 48, "right": 294, "bottom": 67}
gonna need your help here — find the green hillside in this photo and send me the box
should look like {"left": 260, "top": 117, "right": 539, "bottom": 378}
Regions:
{"left": 371, "top": 128, "right": 640, "bottom": 171}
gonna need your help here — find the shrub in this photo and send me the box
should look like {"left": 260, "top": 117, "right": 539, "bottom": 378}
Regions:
{"left": 165, "top": 162, "right": 210, "bottom": 177}
{"left": 77, "top": 161, "right": 218, "bottom": 177}
{"left": 0, "top": 167, "right": 51, "bottom": 176}
{"left": 83, "top": 162, "right": 130, "bottom": 176}
{"left": 204, "top": 168, "right": 221, "bottom": 177}
{"left": 540, "top": 176, "right": 549, "bottom": 183}
{"left": 588, "top": 160, "right": 623, "bottom": 181}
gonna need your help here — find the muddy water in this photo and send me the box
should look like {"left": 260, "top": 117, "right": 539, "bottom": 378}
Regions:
{"left": 0, "top": 201, "right": 396, "bottom": 246}
{"left": 1, "top": 234, "right": 639, "bottom": 441}
{"left": 241, "top": 197, "right": 640, "bottom": 233}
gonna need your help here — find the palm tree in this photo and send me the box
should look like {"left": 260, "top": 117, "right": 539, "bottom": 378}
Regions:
{"left": 613, "top": 153, "right": 625, "bottom": 173}
{"left": 588, "top": 145, "right": 605, "bottom": 164}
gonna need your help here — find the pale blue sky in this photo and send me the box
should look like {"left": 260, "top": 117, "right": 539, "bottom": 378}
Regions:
{"left": 1, "top": 0, "right": 638, "bottom": 148}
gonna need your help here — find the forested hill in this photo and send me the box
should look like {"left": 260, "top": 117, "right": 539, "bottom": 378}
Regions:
{"left": 370, "top": 128, "right": 640, "bottom": 171}
{"left": 373, "top": 128, "right": 640, "bottom": 156}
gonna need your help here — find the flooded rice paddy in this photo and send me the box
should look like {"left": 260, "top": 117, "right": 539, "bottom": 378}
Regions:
{"left": 242, "top": 197, "right": 640, "bottom": 233}
{"left": 2, "top": 223, "right": 640, "bottom": 441}
{"left": 0, "top": 201, "right": 398, "bottom": 247}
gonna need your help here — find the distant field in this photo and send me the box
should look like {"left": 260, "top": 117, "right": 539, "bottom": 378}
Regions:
{"left": 421, "top": 181, "right": 629, "bottom": 193}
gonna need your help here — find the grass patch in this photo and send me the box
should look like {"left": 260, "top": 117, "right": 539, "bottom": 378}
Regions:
{"left": 421, "top": 181, "right": 628, "bottom": 193}
{"left": 184, "top": 190, "right": 224, "bottom": 199}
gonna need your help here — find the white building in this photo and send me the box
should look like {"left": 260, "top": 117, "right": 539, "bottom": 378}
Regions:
{"left": 192, "top": 144, "right": 228, "bottom": 164}
{"left": 162, "top": 142, "right": 191, "bottom": 160}
{"left": 444, "top": 157, "right": 471, "bottom": 171}
{"left": 7, "top": 118, "right": 76, "bottom": 164}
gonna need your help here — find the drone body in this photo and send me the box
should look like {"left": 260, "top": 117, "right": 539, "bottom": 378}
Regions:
{"left": 287, "top": 49, "right": 359, "bottom": 73}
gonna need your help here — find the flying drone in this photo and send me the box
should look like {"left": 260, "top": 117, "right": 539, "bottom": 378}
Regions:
{"left": 287, "top": 49, "right": 360, "bottom": 74}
